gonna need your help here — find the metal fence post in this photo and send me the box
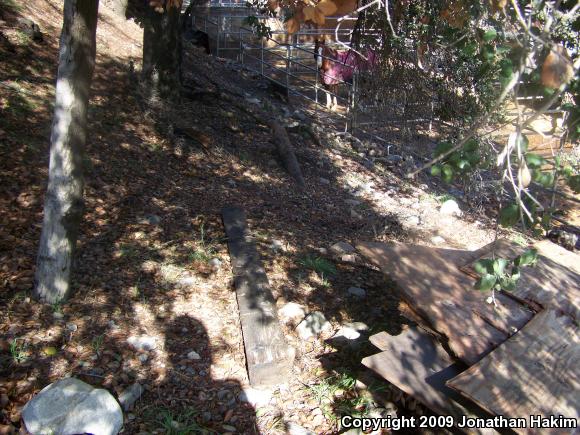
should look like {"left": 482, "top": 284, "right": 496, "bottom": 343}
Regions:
{"left": 286, "top": 44, "right": 291, "bottom": 90}
{"left": 216, "top": 19, "right": 221, "bottom": 57}
{"left": 260, "top": 37, "right": 263, "bottom": 76}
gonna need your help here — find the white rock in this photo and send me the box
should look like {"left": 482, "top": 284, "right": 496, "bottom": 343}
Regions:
{"left": 278, "top": 302, "right": 307, "bottom": 323}
{"left": 187, "top": 351, "right": 201, "bottom": 360}
{"left": 118, "top": 383, "right": 143, "bottom": 411}
{"left": 270, "top": 239, "right": 285, "bottom": 252}
{"left": 66, "top": 323, "right": 78, "bottom": 332}
{"left": 296, "top": 311, "right": 331, "bottom": 340}
{"left": 347, "top": 287, "right": 366, "bottom": 298}
{"left": 22, "top": 378, "right": 122, "bottom": 435}
{"left": 287, "top": 422, "right": 316, "bottom": 435}
{"left": 329, "top": 242, "right": 355, "bottom": 257}
{"left": 431, "top": 235, "right": 446, "bottom": 244}
{"left": 336, "top": 326, "right": 360, "bottom": 340}
{"left": 440, "top": 199, "right": 462, "bottom": 217}
{"left": 209, "top": 258, "right": 222, "bottom": 270}
{"left": 406, "top": 215, "right": 420, "bottom": 226}
{"left": 342, "top": 321, "right": 368, "bottom": 331}
{"left": 127, "top": 335, "right": 157, "bottom": 351}
{"left": 238, "top": 388, "right": 272, "bottom": 407}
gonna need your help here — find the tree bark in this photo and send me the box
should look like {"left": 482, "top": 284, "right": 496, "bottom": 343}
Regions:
{"left": 34, "top": 0, "right": 99, "bottom": 303}
{"left": 141, "top": 4, "right": 181, "bottom": 103}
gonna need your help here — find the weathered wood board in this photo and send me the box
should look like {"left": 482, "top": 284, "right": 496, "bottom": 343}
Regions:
{"left": 463, "top": 240, "right": 580, "bottom": 320}
{"left": 356, "top": 242, "right": 534, "bottom": 365}
{"left": 447, "top": 309, "right": 579, "bottom": 434}
{"left": 363, "top": 329, "right": 497, "bottom": 434}
{"left": 222, "top": 206, "right": 294, "bottom": 386}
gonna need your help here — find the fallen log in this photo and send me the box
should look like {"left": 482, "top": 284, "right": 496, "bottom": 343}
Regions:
{"left": 269, "top": 120, "right": 306, "bottom": 189}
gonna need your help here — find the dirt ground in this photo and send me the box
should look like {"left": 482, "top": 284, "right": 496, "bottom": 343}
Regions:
{"left": 0, "top": 1, "right": 546, "bottom": 434}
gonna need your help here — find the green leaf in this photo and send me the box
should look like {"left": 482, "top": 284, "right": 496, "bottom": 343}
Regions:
{"left": 442, "top": 164, "right": 454, "bottom": 183}
{"left": 474, "top": 274, "right": 496, "bottom": 291}
{"left": 536, "top": 171, "right": 555, "bottom": 188}
{"left": 474, "top": 259, "right": 494, "bottom": 275}
{"left": 431, "top": 165, "right": 442, "bottom": 176}
{"left": 434, "top": 141, "right": 453, "bottom": 157}
{"left": 482, "top": 28, "right": 497, "bottom": 42}
{"left": 568, "top": 175, "right": 580, "bottom": 193}
{"left": 462, "top": 42, "right": 478, "bottom": 57}
{"left": 457, "top": 159, "right": 471, "bottom": 170}
{"left": 462, "top": 139, "right": 478, "bottom": 153}
{"left": 525, "top": 153, "right": 546, "bottom": 169}
{"left": 516, "top": 134, "right": 529, "bottom": 153}
{"left": 493, "top": 258, "right": 509, "bottom": 275}
{"left": 515, "top": 249, "right": 538, "bottom": 267}
{"left": 499, "top": 276, "right": 517, "bottom": 292}
{"left": 499, "top": 204, "right": 519, "bottom": 227}
{"left": 42, "top": 346, "right": 58, "bottom": 356}
{"left": 511, "top": 266, "right": 520, "bottom": 281}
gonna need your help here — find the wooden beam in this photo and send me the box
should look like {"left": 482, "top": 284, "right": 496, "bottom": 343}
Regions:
{"left": 447, "top": 309, "right": 579, "bottom": 434}
{"left": 363, "top": 329, "right": 497, "bottom": 434}
{"left": 356, "top": 242, "right": 533, "bottom": 364}
{"left": 222, "top": 206, "right": 294, "bottom": 386}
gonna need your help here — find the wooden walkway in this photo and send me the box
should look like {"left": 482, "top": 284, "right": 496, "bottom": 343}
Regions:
{"left": 358, "top": 239, "right": 579, "bottom": 433}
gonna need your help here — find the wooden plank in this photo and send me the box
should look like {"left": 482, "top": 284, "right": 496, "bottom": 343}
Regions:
{"left": 447, "top": 309, "right": 580, "bottom": 434}
{"left": 222, "top": 206, "right": 294, "bottom": 386}
{"left": 356, "top": 242, "right": 533, "bottom": 365}
{"left": 463, "top": 240, "right": 580, "bottom": 320}
{"left": 363, "top": 329, "right": 497, "bottom": 434}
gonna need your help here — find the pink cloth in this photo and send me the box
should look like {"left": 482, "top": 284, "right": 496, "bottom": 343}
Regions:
{"left": 321, "top": 49, "right": 377, "bottom": 86}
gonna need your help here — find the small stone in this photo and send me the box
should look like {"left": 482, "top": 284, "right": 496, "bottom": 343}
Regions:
{"left": 406, "top": 215, "right": 420, "bottom": 226}
{"left": 278, "top": 302, "right": 307, "bottom": 323}
{"left": 431, "top": 235, "right": 446, "bottom": 244}
{"left": 217, "top": 389, "right": 231, "bottom": 401}
{"left": 140, "top": 214, "right": 161, "bottom": 225}
{"left": 343, "top": 321, "right": 368, "bottom": 331}
{"left": 329, "top": 242, "right": 355, "bottom": 257}
{"left": 53, "top": 312, "right": 64, "bottom": 320}
{"left": 336, "top": 326, "right": 360, "bottom": 340}
{"left": 270, "top": 239, "right": 285, "bottom": 252}
{"left": 238, "top": 388, "right": 272, "bottom": 407}
{"left": 347, "top": 287, "right": 366, "bottom": 298}
{"left": 311, "top": 413, "right": 325, "bottom": 426}
{"left": 340, "top": 254, "right": 356, "bottom": 263}
{"left": 178, "top": 276, "right": 196, "bottom": 287}
{"left": 222, "top": 425, "right": 237, "bottom": 432}
{"left": 138, "top": 354, "right": 148, "bottom": 363}
{"left": 296, "top": 312, "right": 331, "bottom": 340}
{"left": 66, "top": 323, "right": 78, "bottom": 332}
{"left": 245, "top": 97, "right": 261, "bottom": 105}
{"left": 287, "top": 422, "right": 315, "bottom": 435}
{"left": 319, "top": 177, "right": 330, "bottom": 185}
{"left": 344, "top": 199, "right": 361, "bottom": 206}
{"left": 209, "top": 258, "right": 222, "bottom": 270}
{"left": 439, "top": 199, "right": 462, "bottom": 217}
{"left": 350, "top": 209, "right": 362, "bottom": 220}
{"left": 227, "top": 179, "right": 237, "bottom": 188}
{"left": 127, "top": 335, "right": 157, "bottom": 352}
{"left": 118, "top": 383, "right": 143, "bottom": 411}
{"left": 187, "top": 351, "right": 201, "bottom": 360}
{"left": 22, "top": 378, "right": 122, "bottom": 435}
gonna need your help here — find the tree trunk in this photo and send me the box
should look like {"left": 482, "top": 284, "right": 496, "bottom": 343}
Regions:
{"left": 34, "top": 0, "right": 99, "bottom": 303}
{"left": 141, "top": 4, "right": 181, "bottom": 103}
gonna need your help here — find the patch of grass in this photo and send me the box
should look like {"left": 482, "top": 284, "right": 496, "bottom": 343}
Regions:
{"left": 189, "top": 223, "right": 217, "bottom": 264}
{"left": 10, "top": 338, "right": 28, "bottom": 364}
{"left": 0, "top": 0, "right": 22, "bottom": 13}
{"left": 92, "top": 334, "right": 105, "bottom": 356}
{"left": 51, "top": 301, "right": 62, "bottom": 314}
{"left": 144, "top": 406, "right": 215, "bottom": 435}
{"left": 298, "top": 255, "right": 337, "bottom": 278}
{"left": 306, "top": 372, "right": 386, "bottom": 422}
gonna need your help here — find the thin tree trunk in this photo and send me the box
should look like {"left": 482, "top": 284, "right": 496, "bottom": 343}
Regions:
{"left": 34, "top": 0, "right": 99, "bottom": 303}
{"left": 141, "top": 4, "right": 181, "bottom": 103}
